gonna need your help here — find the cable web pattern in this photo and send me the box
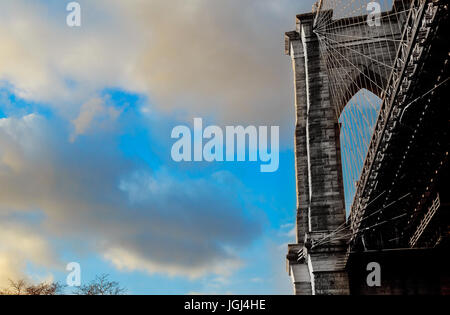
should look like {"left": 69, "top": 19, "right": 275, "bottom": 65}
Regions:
{"left": 312, "top": 0, "right": 412, "bottom": 212}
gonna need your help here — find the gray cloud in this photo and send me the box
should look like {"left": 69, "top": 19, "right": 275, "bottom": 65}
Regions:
{"left": 0, "top": 0, "right": 315, "bottom": 141}
{"left": 107, "top": 0, "right": 312, "bottom": 136}
{"left": 0, "top": 114, "right": 262, "bottom": 280}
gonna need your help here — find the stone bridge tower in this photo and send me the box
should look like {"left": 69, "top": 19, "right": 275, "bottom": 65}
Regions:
{"left": 285, "top": 4, "right": 404, "bottom": 295}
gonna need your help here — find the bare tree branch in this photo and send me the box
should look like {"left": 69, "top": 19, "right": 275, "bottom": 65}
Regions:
{"left": 74, "top": 274, "right": 126, "bottom": 295}
{"left": 1, "top": 274, "right": 126, "bottom": 295}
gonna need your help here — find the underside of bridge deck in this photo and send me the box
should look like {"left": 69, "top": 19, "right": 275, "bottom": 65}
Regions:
{"left": 349, "top": 0, "right": 450, "bottom": 255}
{"left": 347, "top": 0, "right": 450, "bottom": 294}
{"left": 347, "top": 247, "right": 450, "bottom": 295}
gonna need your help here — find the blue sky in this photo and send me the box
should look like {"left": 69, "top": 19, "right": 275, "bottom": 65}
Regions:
{"left": 0, "top": 83, "right": 297, "bottom": 294}
{"left": 0, "top": 0, "right": 383, "bottom": 294}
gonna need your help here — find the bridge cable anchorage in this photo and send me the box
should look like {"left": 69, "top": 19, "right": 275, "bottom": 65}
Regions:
{"left": 310, "top": 222, "right": 351, "bottom": 249}
{"left": 311, "top": 192, "right": 410, "bottom": 249}
{"left": 312, "top": 0, "right": 420, "bottom": 223}
{"left": 315, "top": 212, "right": 410, "bottom": 249}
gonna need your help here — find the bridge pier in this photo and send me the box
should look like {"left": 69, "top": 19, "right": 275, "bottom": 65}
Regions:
{"left": 285, "top": 12, "right": 349, "bottom": 295}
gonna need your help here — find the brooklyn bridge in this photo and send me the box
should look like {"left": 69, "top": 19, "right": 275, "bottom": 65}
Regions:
{"left": 285, "top": 0, "right": 449, "bottom": 294}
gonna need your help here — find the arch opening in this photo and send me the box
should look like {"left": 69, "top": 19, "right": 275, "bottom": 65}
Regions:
{"left": 339, "top": 89, "right": 381, "bottom": 215}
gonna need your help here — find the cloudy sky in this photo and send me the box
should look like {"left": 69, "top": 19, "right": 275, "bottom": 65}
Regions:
{"left": 0, "top": 0, "right": 320, "bottom": 294}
